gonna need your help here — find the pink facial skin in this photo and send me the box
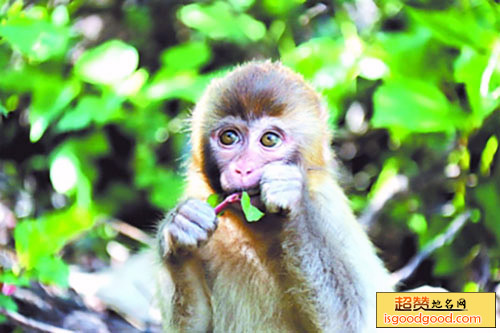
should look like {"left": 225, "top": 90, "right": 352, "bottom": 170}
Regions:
{"left": 211, "top": 117, "right": 295, "bottom": 194}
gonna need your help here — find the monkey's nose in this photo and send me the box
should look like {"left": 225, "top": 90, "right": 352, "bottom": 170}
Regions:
{"left": 235, "top": 167, "right": 253, "bottom": 176}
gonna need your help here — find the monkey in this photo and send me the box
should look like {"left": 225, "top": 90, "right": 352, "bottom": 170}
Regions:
{"left": 155, "top": 61, "right": 392, "bottom": 332}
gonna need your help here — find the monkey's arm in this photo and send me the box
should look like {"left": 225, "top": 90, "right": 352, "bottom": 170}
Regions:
{"left": 156, "top": 200, "right": 216, "bottom": 332}
{"left": 261, "top": 165, "right": 391, "bottom": 332}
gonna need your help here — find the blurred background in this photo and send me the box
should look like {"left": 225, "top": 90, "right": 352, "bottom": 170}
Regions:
{"left": 0, "top": 0, "right": 499, "bottom": 331}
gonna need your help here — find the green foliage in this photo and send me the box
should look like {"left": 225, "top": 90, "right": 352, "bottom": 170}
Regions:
{"left": 14, "top": 206, "right": 96, "bottom": 286}
{"left": 74, "top": 40, "right": 139, "bottom": 85}
{"left": 207, "top": 194, "right": 222, "bottom": 208}
{"left": 373, "top": 79, "right": 464, "bottom": 133}
{"left": 0, "top": 0, "right": 498, "bottom": 306}
{"left": 0, "top": 294, "right": 17, "bottom": 322}
{"left": 0, "top": 7, "right": 71, "bottom": 62}
{"left": 178, "top": 2, "right": 266, "bottom": 43}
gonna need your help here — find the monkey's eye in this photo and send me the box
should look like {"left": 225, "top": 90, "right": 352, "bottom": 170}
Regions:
{"left": 219, "top": 130, "right": 239, "bottom": 146}
{"left": 260, "top": 132, "right": 281, "bottom": 148}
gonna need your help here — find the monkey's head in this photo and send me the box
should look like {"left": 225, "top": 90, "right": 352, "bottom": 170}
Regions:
{"left": 190, "top": 61, "right": 333, "bottom": 196}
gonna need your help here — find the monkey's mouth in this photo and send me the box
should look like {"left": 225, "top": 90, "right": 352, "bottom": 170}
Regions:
{"left": 226, "top": 186, "right": 260, "bottom": 197}
{"left": 220, "top": 187, "right": 263, "bottom": 213}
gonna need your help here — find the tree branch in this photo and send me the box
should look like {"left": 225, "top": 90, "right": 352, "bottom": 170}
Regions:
{"left": 0, "top": 308, "right": 74, "bottom": 333}
{"left": 391, "top": 211, "right": 471, "bottom": 285}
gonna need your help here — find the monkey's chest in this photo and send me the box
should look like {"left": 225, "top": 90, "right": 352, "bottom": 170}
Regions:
{"left": 200, "top": 234, "right": 296, "bottom": 331}
{"left": 205, "top": 254, "right": 298, "bottom": 332}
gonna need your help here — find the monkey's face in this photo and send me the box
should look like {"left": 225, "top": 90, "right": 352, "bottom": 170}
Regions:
{"left": 208, "top": 115, "right": 297, "bottom": 196}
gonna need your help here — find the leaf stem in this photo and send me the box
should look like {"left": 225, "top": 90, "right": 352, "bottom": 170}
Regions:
{"left": 214, "top": 192, "right": 241, "bottom": 215}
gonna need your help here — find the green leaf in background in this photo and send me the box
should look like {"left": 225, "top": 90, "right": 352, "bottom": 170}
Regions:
{"left": 454, "top": 46, "right": 500, "bottom": 127}
{"left": 368, "top": 157, "right": 399, "bottom": 201}
{"left": 207, "top": 193, "right": 222, "bottom": 208}
{"left": 474, "top": 182, "right": 500, "bottom": 248}
{"left": 49, "top": 134, "right": 109, "bottom": 207}
{"left": 283, "top": 37, "right": 355, "bottom": 123}
{"left": 433, "top": 244, "right": 462, "bottom": 276}
{"left": 74, "top": 40, "right": 139, "bottom": 85}
{"left": 134, "top": 144, "right": 185, "bottom": 209}
{"left": 29, "top": 79, "right": 81, "bottom": 142}
{"left": 149, "top": 169, "right": 185, "bottom": 209}
{"left": 375, "top": 27, "right": 441, "bottom": 81}
{"left": 51, "top": 5, "right": 70, "bottom": 27}
{"left": 50, "top": 154, "right": 78, "bottom": 194}
{"left": 0, "top": 101, "right": 7, "bottom": 116}
{"left": 372, "top": 79, "right": 465, "bottom": 133}
{"left": 178, "top": 1, "right": 266, "bottom": 44}
{"left": 0, "top": 294, "right": 17, "bottom": 320}
{"left": 262, "top": 0, "right": 304, "bottom": 16}
{"left": 146, "top": 72, "right": 214, "bottom": 103}
{"left": 408, "top": 6, "right": 496, "bottom": 51}
{"left": 35, "top": 256, "right": 69, "bottom": 287}
{"left": 241, "top": 191, "right": 264, "bottom": 222}
{"left": 228, "top": 0, "right": 255, "bottom": 11}
{"left": 161, "top": 41, "right": 212, "bottom": 71}
{"left": 0, "top": 16, "right": 70, "bottom": 62}
{"left": 480, "top": 135, "right": 498, "bottom": 175}
{"left": 55, "top": 95, "right": 124, "bottom": 132}
{"left": 408, "top": 213, "right": 428, "bottom": 235}
{"left": 14, "top": 205, "right": 97, "bottom": 275}
{"left": 113, "top": 68, "right": 149, "bottom": 97}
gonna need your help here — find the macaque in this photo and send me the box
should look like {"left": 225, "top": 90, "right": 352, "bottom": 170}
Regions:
{"left": 156, "top": 61, "right": 392, "bottom": 332}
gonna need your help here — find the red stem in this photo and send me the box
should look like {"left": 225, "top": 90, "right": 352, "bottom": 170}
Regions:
{"left": 214, "top": 192, "right": 241, "bottom": 215}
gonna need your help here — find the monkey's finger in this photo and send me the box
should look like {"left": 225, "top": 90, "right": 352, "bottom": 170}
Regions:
{"left": 179, "top": 202, "right": 217, "bottom": 232}
{"left": 261, "top": 180, "right": 302, "bottom": 197}
{"left": 174, "top": 214, "right": 209, "bottom": 240}
{"left": 262, "top": 164, "right": 302, "bottom": 181}
{"left": 168, "top": 225, "right": 198, "bottom": 250}
{"left": 186, "top": 199, "right": 218, "bottom": 223}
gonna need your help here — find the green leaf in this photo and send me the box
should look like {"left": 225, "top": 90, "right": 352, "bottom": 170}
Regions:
{"left": 368, "top": 157, "right": 399, "bottom": 201}
{"left": 51, "top": 5, "right": 69, "bottom": 27}
{"left": 407, "top": 7, "right": 496, "bottom": 51}
{"left": 408, "top": 214, "right": 428, "bottom": 235}
{"left": 372, "top": 79, "right": 464, "bottom": 133}
{"left": 0, "top": 294, "right": 17, "bottom": 312}
{"left": 0, "top": 16, "right": 70, "bottom": 62}
{"left": 474, "top": 182, "right": 500, "bottom": 244}
{"left": 74, "top": 40, "right": 139, "bottom": 85}
{"left": 0, "top": 101, "right": 7, "bottom": 116}
{"left": 454, "top": 47, "right": 499, "bottom": 127}
{"left": 14, "top": 205, "right": 96, "bottom": 270}
{"left": 282, "top": 37, "right": 354, "bottom": 123}
{"left": 55, "top": 95, "right": 122, "bottom": 132}
{"left": 35, "top": 256, "right": 69, "bottom": 287}
{"left": 146, "top": 72, "right": 213, "bottom": 102}
{"left": 134, "top": 145, "right": 185, "bottom": 209}
{"left": 207, "top": 194, "right": 221, "bottom": 208}
{"left": 178, "top": 2, "right": 265, "bottom": 44}
{"left": 149, "top": 170, "right": 185, "bottom": 209}
{"left": 433, "top": 244, "right": 461, "bottom": 276}
{"left": 0, "top": 271, "right": 30, "bottom": 287}
{"left": 161, "top": 41, "right": 211, "bottom": 71}
{"left": 480, "top": 135, "right": 498, "bottom": 175}
{"left": 29, "top": 79, "right": 81, "bottom": 142}
{"left": 241, "top": 191, "right": 264, "bottom": 222}
{"left": 262, "top": 0, "right": 304, "bottom": 16}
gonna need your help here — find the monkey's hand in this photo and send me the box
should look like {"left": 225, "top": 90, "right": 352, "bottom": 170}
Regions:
{"left": 158, "top": 199, "right": 218, "bottom": 261}
{"left": 260, "top": 162, "right": 304, "bottom": 215}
